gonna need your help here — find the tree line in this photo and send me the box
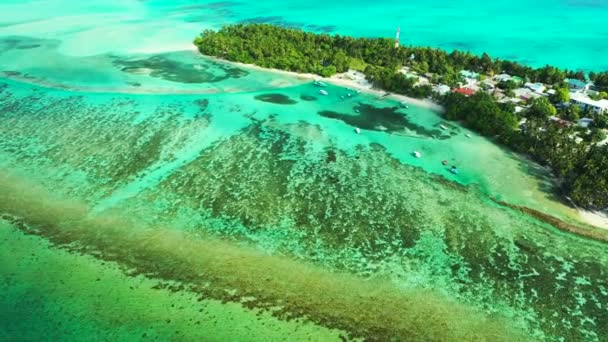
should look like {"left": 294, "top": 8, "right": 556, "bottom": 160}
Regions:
{"left": 194, "top": 24, "right": 608, "bottom": 209}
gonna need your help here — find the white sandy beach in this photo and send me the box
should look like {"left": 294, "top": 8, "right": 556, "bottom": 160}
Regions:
{"left": 328, "top": 71, "right": 445, "bottom": 113}
{"left": 578, "top": 210, "right": 608, "bottom": 229}
{"left": 212, "top": 57, "right": 446, "bottom": 112}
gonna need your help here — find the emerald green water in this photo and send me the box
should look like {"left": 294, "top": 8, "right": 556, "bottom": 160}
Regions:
{"left": 1, "top": 1, "right": 608, "bottom": 340}
{"left": 0, "top": 222, "right": 347, "bottom": 341}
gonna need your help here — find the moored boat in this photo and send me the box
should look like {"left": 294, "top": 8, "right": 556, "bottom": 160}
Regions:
{"left": 319, "top": 89, "right": 329, "bottom": 95}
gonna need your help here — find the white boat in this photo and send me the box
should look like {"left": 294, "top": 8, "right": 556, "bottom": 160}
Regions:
{"left": 440, "top": 124, "right": 448, "bottom": 130}
{"left": 412, "top": 151, "right": 422, "bottom": 158}
{"left": 355, "top": 127, "right": 361, "bottom": 134}
{"left": 466, "top": 133, "right": 472, "bottom": 138}
{"left": 313, "top": 80, "right": 328, "bottom": 87}
{"left": 319, "top": 89, "right": 329, "bottom": 96}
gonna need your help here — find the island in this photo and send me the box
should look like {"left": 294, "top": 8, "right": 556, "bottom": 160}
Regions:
{"left": 194, "top": 24, "right": 608, "bottom": 213}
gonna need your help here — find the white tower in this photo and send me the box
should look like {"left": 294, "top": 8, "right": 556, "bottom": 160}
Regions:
{"left": 395, "top": 27, "right": 400, "bottom": 48}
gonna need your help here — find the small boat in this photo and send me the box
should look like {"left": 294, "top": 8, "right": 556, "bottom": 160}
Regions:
{"left": 465, "top": 133, "right": 472, "bottom": 138}
{"left": 442, "top": 160, "right": 448, "bottom": 165}
{"left": 355, "top": 109, "right": 360, "bottom": 113}
{"left": 412, "top": 151, "right": 422, "bottom": 158}
{"left": 340, "top": 95, "right": 345, "bottom": 99}
{"left": 400, "top": 101, "right": 409, "bottom": 109}
{"left": 355, "top": 127, "right": 361, "bottom": 134}
{"left": 319, "top": 89, "right": 329, "bottom": 96}
{"left": 440, "top": 124, "right": 448, "bottom": 130}
{"left": 376, "top": 92, "right": 391, "bottom": 100}
{"left": 449, "top": 166, "right": 459, "bottom": 174}
{"left": 347, "top": 93, "right": 352, "bottom": 97}
{"left": 313, "top": 80, "right": 328, "bottom": 87}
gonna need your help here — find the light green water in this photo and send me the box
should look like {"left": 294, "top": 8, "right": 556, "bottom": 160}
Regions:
{"left": 0, "top": 221, "right": 347, "bottom": 341}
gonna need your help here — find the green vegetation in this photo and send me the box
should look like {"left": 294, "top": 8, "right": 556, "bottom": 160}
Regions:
{"left": 528, "top": 97, "right": 557, "bottom": 118}
{"left": 550, "top": 87, "right": 570, "bottom": 103}
{"left": 348, "top": 57, "right": 367, "bottom": 72}
{"left": 590, "top": 71, "right": 608, "bottom": 91}
{"left": 442, "top": 92, "right": 517, "bottom": 138}
{"left": 496, "top": 80, "right": 518, "bottom": 90}
{"left": 194, "top": 24, "right": 608, "bottom": 210}
{"left": 194, "top": 24, "right": 587, "bottom": 83}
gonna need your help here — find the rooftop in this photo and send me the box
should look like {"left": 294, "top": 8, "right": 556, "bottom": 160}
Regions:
{"left": 566, "top": 78, "right": 589, "bottom": 88}
{"left": 454, "top": 87, "right": 476, "bottom": 96}
{"left": 460, "top": 70, "right": 480, "bottom": 79}
{"left": 570, "top": 92, "right": 608, "bottom": 109}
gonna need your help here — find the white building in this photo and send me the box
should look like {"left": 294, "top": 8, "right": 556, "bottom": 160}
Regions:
{"left": 433, "top": 84, "right": 451, "bottom": 95}
{"left": 578, "top": 118, "right": 594, "bottom": 128}
{"left": 494, "top": 74, "right": 512, "bottom": 82}
{"left": 525, "top": 82, "right": 546, "bottom": 94}
{"left": 460, "top": 70, "right": 480, "bottom": 87}
{"left": 513, "top": 88, "right": 542, "bottom": 101}
{"left": 570, "top": 92, "right": 608, "bottom": 114}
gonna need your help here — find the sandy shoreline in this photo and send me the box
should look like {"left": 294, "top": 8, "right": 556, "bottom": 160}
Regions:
{"left": 578, "top": 209, "right": 608, "bottom": 229}
{"left": 210, "top": 57, "right": 445, "bottom": 112}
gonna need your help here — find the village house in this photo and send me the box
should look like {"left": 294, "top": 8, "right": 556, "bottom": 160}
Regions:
{"left": 481, "top": 79, "right": 496, "bottom": 91}
{"left": 513, "top": 87, "right": 541, "bottom": 101}
{"left": 570, "top": 91, "right": 608, "bottom": 114}
{"left": 578, "top": 118, "right": 594, "bottom": 128}
{"left": 453, "top": 87, "right": 476, "bottom": 96}
{"left": 432, "top": 84, "right": 451, "bottom": 95}
{"left": 525, "top": 82, "right": 546, "bottom": 94}
{"left": 494, "top": 73, "right": 512, "bottom": 83}
{"left": 549, "top": 116, "right": 573, "bottom": 127}
{"left": 565, "top": 78, "right": 591, "bottom": 92}
{"left": 460, "top": 70, "right": 480, "bottom": 87}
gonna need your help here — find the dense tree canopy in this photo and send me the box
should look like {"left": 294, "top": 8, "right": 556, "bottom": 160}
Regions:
{"left": 527, "top": 97, "right": 557, "bottom": 118}
{"left": 590, "top": 72, "right": 608, "bottom": 91}
{"left": 442, "top": 92, "right": 517, "bottom": 138}
{"left": 567, "top": 145, "right": 608, "bottom": 209}
{"left": 194, "top": 24, "right": 590, "bottom": 84}
{"left": 550, "top": 87, "right": 570, "bottom": 104}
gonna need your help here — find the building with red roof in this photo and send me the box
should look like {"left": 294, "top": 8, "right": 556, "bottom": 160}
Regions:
{"left": 453, "top": 87, "right": 476, "bottom": 96}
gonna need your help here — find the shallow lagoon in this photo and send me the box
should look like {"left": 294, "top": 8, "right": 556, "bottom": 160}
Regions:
{"left": 1, "top": 72, "right": 607, "bottom": 340}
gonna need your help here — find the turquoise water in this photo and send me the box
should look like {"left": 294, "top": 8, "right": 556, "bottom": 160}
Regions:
{"left": 2, "top": 1, "right": 608, "bottom": 341}
{"left": 2, "top": 0, "right": 608, "bottom": 71}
